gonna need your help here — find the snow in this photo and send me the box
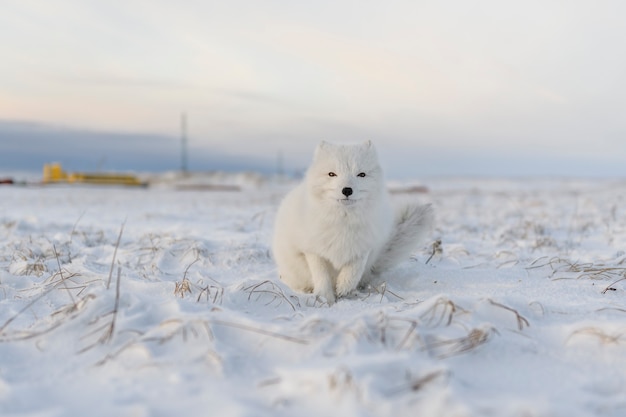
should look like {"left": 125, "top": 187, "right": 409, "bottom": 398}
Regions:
{"left": 1, "top": 176, "right": 626, "bottom": 416}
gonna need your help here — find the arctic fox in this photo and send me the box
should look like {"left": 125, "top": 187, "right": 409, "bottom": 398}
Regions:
{"left": 272, "top": 140, "right": 434, "bottom": 304}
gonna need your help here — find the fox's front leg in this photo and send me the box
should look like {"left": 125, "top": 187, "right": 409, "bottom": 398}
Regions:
{"left": 335, "top": 256, "right": 369, "bottom": 298}
{"left": 305, "top": 253, "right": 336, "bottom": 304}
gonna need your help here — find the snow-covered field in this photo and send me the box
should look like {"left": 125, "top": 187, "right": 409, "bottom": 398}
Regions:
{"left": 1, "top": 176, "right": 626, "bottom": 417}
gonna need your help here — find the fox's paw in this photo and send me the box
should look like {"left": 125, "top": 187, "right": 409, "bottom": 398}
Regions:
{"left": 314, "top": 286, "right": 336, "bottom": 306}
{"left": 335, "top": 281, "right": 358, "bottom": 298}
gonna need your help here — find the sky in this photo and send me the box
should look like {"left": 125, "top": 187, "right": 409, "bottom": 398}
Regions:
{"left": 2, "top": 0, "right": 626, "bottom": 178}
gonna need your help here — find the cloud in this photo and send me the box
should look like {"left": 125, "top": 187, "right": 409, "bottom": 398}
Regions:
{"left": 3, "top": 1, "right": 626, "bottom": 178}
{"left": 0, "top": 120, "right": 274, "bottom": 173}
{"left": 55, "top": 73, "right": 192, "bottom": 90}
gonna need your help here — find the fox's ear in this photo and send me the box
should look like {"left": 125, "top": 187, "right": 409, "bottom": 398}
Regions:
{"left": 362, "top": 140, "right": 378, "bottom": 160}
{"left": 314, "top": 141, "right": 329, "bottom": 158}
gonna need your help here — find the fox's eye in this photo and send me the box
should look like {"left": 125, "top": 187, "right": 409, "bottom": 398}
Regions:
{"left": 357, "top": 172, "right": 366, "bottom": 178}
{"left": 328, "top": 172, "right": 337, "bottom": 177}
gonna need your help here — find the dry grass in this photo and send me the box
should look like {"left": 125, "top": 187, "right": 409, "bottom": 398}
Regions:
{"left": 601, "top": 277, "right": 626, "bottom": 294}
{"left": 9, "top": 241, "right": 58, "bottom": 276}
{"left": 174, "top": 278, "right": 193, "bottom": 298}
{"left": 53, "top": 244, "right": 77, "bottom": 309}
{"left": 420, "top": 297, "right": 464, "bottom": 327}
{"left": 294, "top": 296, "right": 502, "bottom": 360}
{"left": 261, "top": 366, "right": 364, "bottom": 407}
{"left": 0, "top": 213, "right": 105, "bottom": 342}
{"left": 141, "top": 318, "right": 215, "bottom": 344}
{"left": 244, "top": 280, "right": 299, "bottom": 311}
{"left": 197, "top": 283, "right": 225, "bottom": 304}
{"left": 172, "top": 255, "right": 225, "bottom": 303}
{"left": 74, "top": 222, "right": 126, "bottom": 352}
{"left": 91, "top": 317, "right": 222, "bottom": 367}
{"left": 391, "top": 317, "right": 421, "bottom": 350}
{"left": 425, "top": 239, "right": 443, "bottom": 265}
{"left": 14, "top": 260, "right": 47, "bottom": 276}
{"left": 487, "top": 299, "right": 530, "bottom": 330}
{"left": 67, "top": 210, "right": 87, "bottom": 262}
{"left": 79, "top": 267, "right": 123, "bottom": 352}
{"left": 173, "top": 256, "right": 225, "bottom": 304}
{"left": 361, "top": 282, "right": 405, "bottom": 303}
{"left": 567, "top": 327, "right": 625, "bottom": 345}
{"left": 204, "top": 318, "right": 309, "bottom": 345}
{"left": 388, "top": 369, "right": 448, "bottom": 395}
{"left": 427, "top": 326, "right": 497, "bottom": 359}
{"left": 0, "top": 275, "right": 90, "bottom": 342}
{"left": 106, "top": 221, "right": 125, "bottom": 289}
{"left": 527, "top": 256, "right": 626, "bottom": 282}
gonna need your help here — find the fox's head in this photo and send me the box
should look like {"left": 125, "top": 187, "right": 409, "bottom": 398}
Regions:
{"left": 306, "top": 140, "right": 384, "bottom": 207}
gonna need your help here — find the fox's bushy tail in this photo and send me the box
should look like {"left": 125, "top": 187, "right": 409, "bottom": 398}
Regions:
{"left": 372, "top": 203, "right": 434, "bottom": 275}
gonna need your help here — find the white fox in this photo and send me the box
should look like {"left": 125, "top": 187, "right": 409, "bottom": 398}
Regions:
{"left": 272, "top": 141, "right": 433, "bottom": 304}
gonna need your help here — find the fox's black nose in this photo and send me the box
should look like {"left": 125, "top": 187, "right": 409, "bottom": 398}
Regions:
{"left": 342, "top": 187, "right": 353, "bottom": 197}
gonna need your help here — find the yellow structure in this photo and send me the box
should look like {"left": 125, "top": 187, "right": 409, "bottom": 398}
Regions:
{"left": 42, "top": 163, "right": 145, "bottom": 186}
{"left": 43, "top": 163, "right": 68, "bottom": 183}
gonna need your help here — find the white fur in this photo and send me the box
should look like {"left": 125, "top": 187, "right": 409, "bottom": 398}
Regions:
{"left": 272, "top": 141, "right": 433, "bottom": 304}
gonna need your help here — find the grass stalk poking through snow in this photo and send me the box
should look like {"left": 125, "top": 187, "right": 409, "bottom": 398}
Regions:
{"left": 429, "top": 327, "right": 497, "bottom": 359}
{"left": 244, "top": 280, "right": 299, "bottom": 311}
{"left": 387, "top": 369, "right": 448, "bottom": 395}
{"left": 79, "top": 267, "right": 122, "bottom": 352}
{"left": 601, "top": 275, "right": 626, "bottom": 294}
{"left": 67, "top": 210, "right": 87, "bottom": 262}
{"left": 487, "top": 299, "right": 530, "bottom": 330}
{"left": 527, "top": 256, "right": 626, "bottom": 282}
{"left": 0, "top": 269, "right": 82, "bottom": 339}
{"left": 107, "top": 221, "right": 125, "bottom": 290}
{"left": 425, "top": 239, "right": 442, "bottom": 265}
{"left": 102, "top": 266, "right": 122, "bottom": 344}
{"left": 174, "top": 256, "right": 200, "bottom": 298}
{"left": 174, "top": 279, "right": 192, "bottom": 298}
{"left": 207, "top": 319, "right": 309, "bottom": 344}
{"left": 53, "top": 244, "right": 77, "bottom": 309}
